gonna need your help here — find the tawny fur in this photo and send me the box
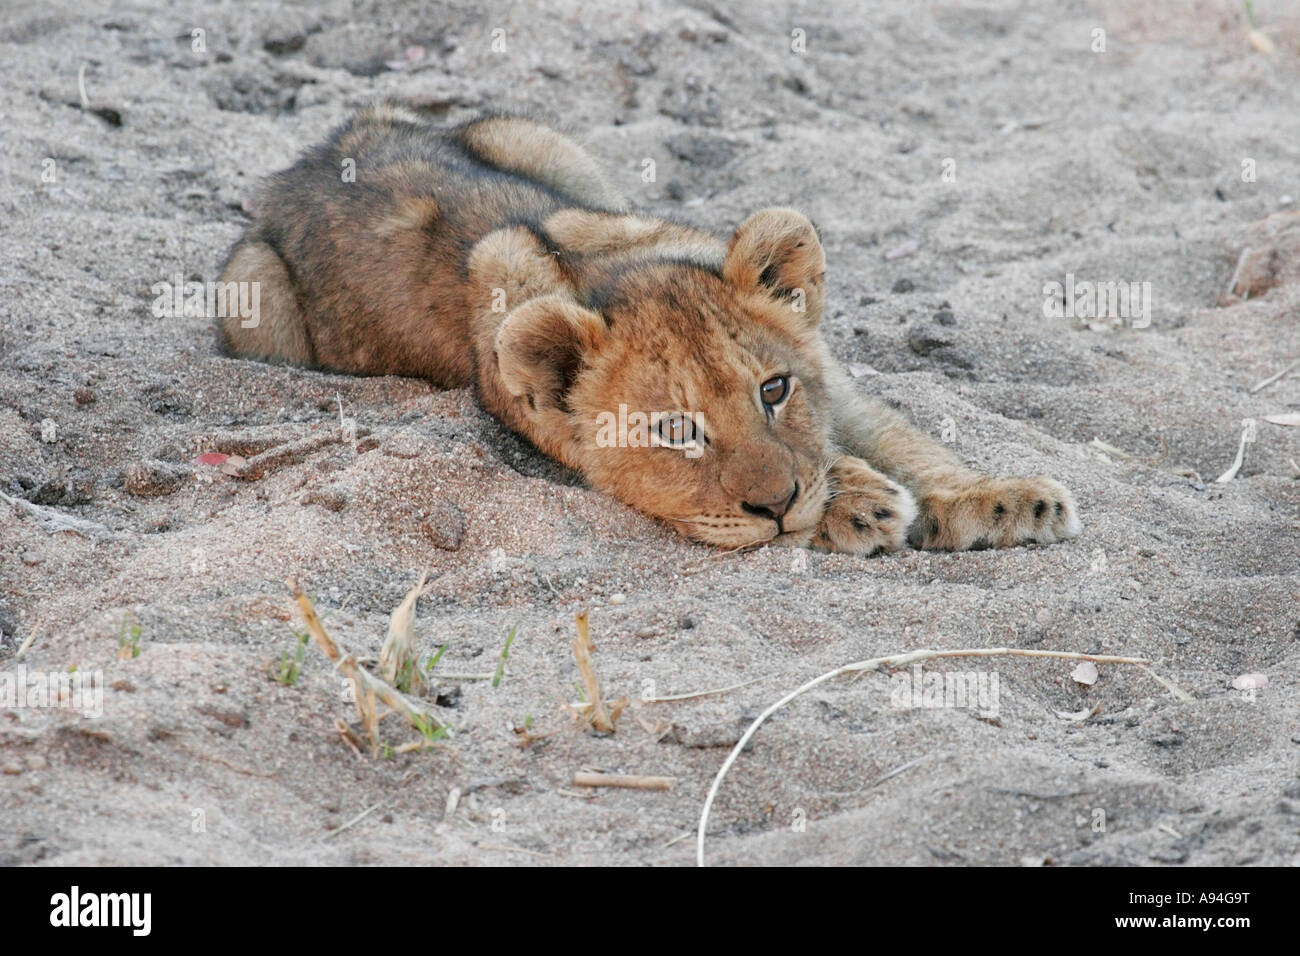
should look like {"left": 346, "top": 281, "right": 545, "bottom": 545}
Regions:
{"left": 219, "top": 106, "right": 1082, "bottom": 555}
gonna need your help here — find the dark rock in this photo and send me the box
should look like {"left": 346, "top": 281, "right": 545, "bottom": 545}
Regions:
{"left": 930, "top": 346, "right": 978, "bottom": 369}
{"left": 665, "top": 133, "right": 738, "bottom": 168}
{"left": 906, "top": 323, "right": 953, "bottom": 356}
{"left": 30, "top": 473, "right": 95, "bottom": 506}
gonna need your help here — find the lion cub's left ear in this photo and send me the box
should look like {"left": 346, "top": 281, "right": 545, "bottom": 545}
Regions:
{"left": 494, "top": 294, "right": 606, "bottom": 411}
{"left": 723, "top": 208, "right": 826, "bottom": 328}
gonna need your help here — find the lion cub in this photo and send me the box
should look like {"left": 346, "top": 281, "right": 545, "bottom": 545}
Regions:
{"left": 219, "top": 106, "right": 1081, "bottom": 555}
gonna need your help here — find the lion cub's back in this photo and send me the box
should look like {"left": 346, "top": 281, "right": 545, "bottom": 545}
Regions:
{"left": 220, "top": 107, "right": 625, "bottom": 381}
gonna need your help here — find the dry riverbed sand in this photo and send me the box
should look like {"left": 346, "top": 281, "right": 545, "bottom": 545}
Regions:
{"left": 1, "top": 0, "right": 1298, "bottom": 865}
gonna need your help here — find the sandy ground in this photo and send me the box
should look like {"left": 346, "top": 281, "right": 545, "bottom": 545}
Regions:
{"left": 1, "top": 0, "right": 1298, "bottom": 866}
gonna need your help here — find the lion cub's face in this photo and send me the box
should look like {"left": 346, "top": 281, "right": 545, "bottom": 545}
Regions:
{"left": 493, "top": 209, "right": 834, "bottom": 548}
{"left": 573, "top": 270, "right": 834, "bottom": 548}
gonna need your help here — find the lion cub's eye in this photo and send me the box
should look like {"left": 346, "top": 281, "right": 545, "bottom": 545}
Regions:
{"left": 657, "top": 413, "right": 697, "bottom": 446}
{"left": 760, "top": 375, "right": 790, "bottom": 406}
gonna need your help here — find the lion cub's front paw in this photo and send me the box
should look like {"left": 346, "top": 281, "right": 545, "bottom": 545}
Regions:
{"left": 810, "top": 457, "right": 919, "bottom": 555}
{"left": 908, "top": 476, "right": 1082, "bottom": 551}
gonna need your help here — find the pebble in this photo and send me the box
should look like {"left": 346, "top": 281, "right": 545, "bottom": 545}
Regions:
{"left": 635, "top": 627, "right": 656, "bottom": 638}
{"left": 124, "top": 459, "right": 190, "bottom": 497}
{"left": 24, "top": 755, "right": 47, "bottom": 771}
{"left": 421, "top": 502, "right": 466, "bottom": 551}
{"left": 21, "top": 552, "right": 42, "bottom": 566}
{"left": 2, "top": 761, "right": 22, "bottom": 775}
{"left": 906, "top": 323, "right": 953, "bottom": 356}
{"left": 302, "top": 489, "right": 348, "bottom": 512}
{"left": 930, "top": 346, "right": 978, "bottom": 369}
{"left": 891, "top": 277, "right": 915, "bottom": 294}
{"left": 609, "top": 593, "right": 626, "bottom": 605}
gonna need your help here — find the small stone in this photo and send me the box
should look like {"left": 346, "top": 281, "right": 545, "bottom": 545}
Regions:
{"left": 931, "top": 347, "right": 978, "bottom": 369}
{"left": 1231, "top": 673, "right": 1268, "bottom": 691}
{"left": 934, "top": 309, "right": 956, "bottom": 326}
{"left": 635, "top": 627, "right": 656, "bottom": 638}
{"left": 891, "top": 277, "right": 915, "bottom": 294}
{"left": 679, "top": 615, "right": 696, "bottom": 629}
{"left": 421, "top": 502, "right": 466, "bottom": 551}
{"left": 125, "top": 459, "right": 190, "bottom": 497}
{"left": 609, "top": 594, "right": 626, "bottom": 606}
{"left": 24, "top": 754, "right": 47, "bottom": 771}
{"left": 73, "top": 386, "right": 96, "bottom": 406}
{"left": 20, "top": 552, "right": 42, "bottom": 566}
{"left": 906, "top": 323, "right": 953, "bottom": 356}
{"left": 1, "top": 761, "right": 22, "bottom": 775}
{"left": 31, "top": 474, "right": 94, "bottom": 506}
{"left": 302, "top": 489, "right": 348, "bottom": 512}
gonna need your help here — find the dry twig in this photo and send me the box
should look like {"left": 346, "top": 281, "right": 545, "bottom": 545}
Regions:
{"left": 287, "top": 577, "right": 448, "bottom": 756}
{"left": 573, "top": 772, "right": 675, "bottom": 791}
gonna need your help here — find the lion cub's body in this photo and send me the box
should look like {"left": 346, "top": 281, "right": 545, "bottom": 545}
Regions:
{"left": 221, "top": 106, "right": 1081, "bottom": 554}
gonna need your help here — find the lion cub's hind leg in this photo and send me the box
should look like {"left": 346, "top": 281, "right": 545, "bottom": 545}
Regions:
{"left": 810, "top": 456, "right": 918, "bottom": 556}
{"left": 453, "top": 116, "right": 628, "bottom": 213}
{"left": 217, "top": 240, "right": 313, "bottom": 365}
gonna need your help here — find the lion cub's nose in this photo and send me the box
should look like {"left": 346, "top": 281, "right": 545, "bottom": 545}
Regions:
{"left": 742, "top": 484, "right": 799, "bottom": 521}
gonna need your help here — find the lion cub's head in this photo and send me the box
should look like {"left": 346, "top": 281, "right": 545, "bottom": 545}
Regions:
{"left": 485, "top": 208, "right": 836, "bottom": 549}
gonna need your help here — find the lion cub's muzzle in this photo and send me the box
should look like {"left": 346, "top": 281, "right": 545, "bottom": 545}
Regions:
{"left": 740, "top": 482, "right": 799, "bottom": 532}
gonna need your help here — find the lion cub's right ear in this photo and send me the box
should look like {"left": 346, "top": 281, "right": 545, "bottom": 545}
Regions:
{"left": 494, "top": 294, "right": 606, "bottom": 411}
{"left": 723, "top": 208, "right": 826, "bottom": 329}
